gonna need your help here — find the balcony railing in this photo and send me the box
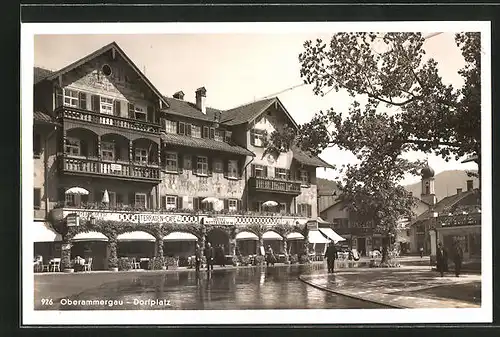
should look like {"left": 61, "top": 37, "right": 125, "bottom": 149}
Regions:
{"left": 249, "top": 177, "right": 302, "bottom": 195}
{"left": 57, "top": 106, "right": 161, "bottom": 134}
{"left": 59, "top": 155, "right": 161, "bottom": 182}
{"left": 51, "top": 205, "right": 309, "bottom": 227}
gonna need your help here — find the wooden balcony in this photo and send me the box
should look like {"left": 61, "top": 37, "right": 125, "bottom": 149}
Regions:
{"left": 56, "top": 106, "right": 161, "bottom": 135}
{"left": 248, "top": 177, "right": 301, "bottom": 196}
{"left": 59, "top": 154, "right": 161, "bottom": 183}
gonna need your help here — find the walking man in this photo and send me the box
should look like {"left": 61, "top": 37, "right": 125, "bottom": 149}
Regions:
{"left": 453, "top": 239, "right": 464, "bottom": 277}
{"left": 324, "top": 241, "right": 338, "bottom": 273}
{"left": 204, "top": 242, "right": 214, "bottom": 272}
{"left": 194, "top": 243, "right": 201, "bottom": 273}
{"left": 436, "top": 242, "right": 448, "bottom": 277}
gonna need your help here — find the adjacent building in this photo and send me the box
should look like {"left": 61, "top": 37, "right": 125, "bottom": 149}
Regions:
{"left": 32, "top": 42, "right": 333, "bottom": 270}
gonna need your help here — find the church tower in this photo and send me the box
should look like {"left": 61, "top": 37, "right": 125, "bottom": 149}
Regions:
{"left": 420, "top": 163, "right": 437, "bottom": 206}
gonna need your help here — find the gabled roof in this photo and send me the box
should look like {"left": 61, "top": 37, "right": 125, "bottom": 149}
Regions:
{"left": 292, "top": 146, "right": 334, "bottom": 169}
{"left": 34, "top": 67, "right": 54, "bottom": 84}
{"left": 413, "top": 189, "right": 480, "bottom": 224}
{"left": 37, "top": 42, "right": 169, "bottom": 108}
{"left": 161, "top": 132, "right": 254, "bottom": 157}
{"left": 162, "top": 97, "right": 221, "bottom": 123}
{"left": 221, "top": 97, "right": 298, "bottom": 129}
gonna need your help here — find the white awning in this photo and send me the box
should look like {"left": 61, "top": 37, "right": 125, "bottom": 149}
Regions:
{"left": 117, "top": 231, "right": 156, "bottom": 242}
{"left": 235, "top": 231, "right": 259, "bottom": 240}
{"left": 286, "top": 232, "right": 305, "bottom": 240}
{"left": 319, "top": 228, "right": 346, "bottom": 243}
{"left": 262, "top": 231, "right": 283, "bottom": 240}
{"left": 163, "top": 232, "right": 198, "bottom": 241}
{"left": 308, "top": 230, "right": 330, "bottom": 244}
{"left": 33, "top": 221, "right": 62, "bottom": 242}
{"left": 72, "top": 231, "right": 108, "bottom": 242}
{"left": 317, "top": 217, "right": 330, "bottom": 225}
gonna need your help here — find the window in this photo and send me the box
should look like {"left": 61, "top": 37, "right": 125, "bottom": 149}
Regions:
{"left": 165, "top": 195, "right": 177, "bottom": 209}
{"left": 202, "top": 126, "right": 209, "bottom": 138}
{"left": 209, "top": 127, "right": 215, "bottom": 139}
{"left": 101, "top": 141, "right": 115, "bottom": 161}
{"left": 134, "top": 148, "right": 148, "bottom": 164}
{"left": 253, "top": 164, "right": 266, "bottom": 177}
{"left": 298, "top": 204, "right": 312, "bottom": 217}
{"left": 33, "top": 133, "right": 41, "bottom": 157}
{"left": 250, "top": 129, "right": 266, "bottom": 147}
{"left": 225, "top": 130, "right": 233, "bottom": 142}
{"left": 213, "top": 159, "right": 223, "bottom": 173}
{"left": 300, "top": 170, "right": 310, "bottom": 185}
{"left": 196, "top": 156, "right": 208, "bottom": 176}
{"left": 275, "top": 168, "right": 289, "bottom": 180}
{"left": 34, "top": 188, "right": 41, "bottom": 209}
{"left": 214, "top": 130, "right": 224, "bottom": 142}
{"left": 100, "top": 97, "right": 114, "bottom": 115}
{"left": 65, "top": 137, "right": 81, "bottom": 156}
{"left": 134, "top": 106, "right": 146, "bottom": 121}
{"left": 65, "top": 193, "right": 76, "bottom": 207}
{"left": 185, "top": 124, "right": 192, "bottom": 137}
{"left": 164, "top": 120, "right": 177, "bottom": 134}
{"left": 63, "top": 89, "right": 79, "bottom": 107}
{"left": 253, "top": 201, "right": 264, "bottom": 212}
{"left": 228, "top": 199, "right": 238, "bottom": 212}
{"left": 183, "top": 154, "right": 192, "bottom": 170}
{"left": 228, "top": 160, "right": 239, "bottom": 178}
{"left": 135, "top": 193, "right": 147, "bottom": 208}
{"left": 178, "top": 122, "right": 186, "bottom": 135}
{"left": 191, "top": 125, "right": 201, "bottom": 138}
{"left": 165, "top": 152, "right": 178, "bottom": 172}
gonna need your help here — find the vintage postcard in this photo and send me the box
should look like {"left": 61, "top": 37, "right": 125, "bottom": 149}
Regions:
{"left": 21, "top": 22, "right": 492, "bottom": 325}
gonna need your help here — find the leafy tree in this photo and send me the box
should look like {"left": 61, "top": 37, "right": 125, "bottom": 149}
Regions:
{"left": 268, "top": 32, "right": 480, "bottom": 262}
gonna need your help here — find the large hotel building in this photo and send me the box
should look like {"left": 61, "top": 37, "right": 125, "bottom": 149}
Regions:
{"left": 32, "top": 42, "right": 333, "bottom": 270}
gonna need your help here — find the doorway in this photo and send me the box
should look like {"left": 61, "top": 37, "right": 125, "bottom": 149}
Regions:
{"left": 357, "top": 237, "right": 366, "bottom": 256}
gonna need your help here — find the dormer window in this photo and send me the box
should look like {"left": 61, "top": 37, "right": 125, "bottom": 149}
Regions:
{"left": 191, "top": 125, "right": 201, "bottom": 138}
{"left": 214, "top": 130, "right": 224, "bottom": 142}
{"left": 164, "top": 120, "right": 177, "bottom": 134}
{"left": 134, "top": 106, "right": 146, "bottom": 121}
{"left": 250, "top": 129, "right": 266, "bottom": 147}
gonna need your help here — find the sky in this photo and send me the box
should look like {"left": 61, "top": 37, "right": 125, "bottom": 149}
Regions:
{"left": 34, "top": 32, "right": 478, "bottom": 186}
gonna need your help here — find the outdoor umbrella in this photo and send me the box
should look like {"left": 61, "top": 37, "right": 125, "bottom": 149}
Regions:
{"left": 65, "top": 187, "right": 89, "bottom": 195}
{"left": 262, "top": 200, "right": 278, "bottom": 207}
{"left": 201, "top": 197, "right": 219, "bottom": 204}
{"left": 102, "top": 189, "right": 110, "bottom": 204}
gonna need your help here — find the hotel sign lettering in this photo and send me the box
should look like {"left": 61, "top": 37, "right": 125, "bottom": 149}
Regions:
{"left": 203, "top": 217, "right": 236, "bottom": 226}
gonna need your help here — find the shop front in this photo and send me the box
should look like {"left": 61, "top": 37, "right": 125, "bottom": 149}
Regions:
{"left": 71, "top": 231, "right": 109, "bottom": 270}
{"left": 235, "top": 231, "right": 259, "bottom": 256}
{"left": 262, "top": 231, "right": 283, "bottom": 254}
{"left": 33, "top": 221, "right": 62, "bottom": 267}
{"left": 163, "top": 231, "right": 199, "bottom": 258}
{"left": 286, "top": 232, "right": 304, "bottom": 255}
{"left": 117, "top": 231, "right": 156, "bottom": 268}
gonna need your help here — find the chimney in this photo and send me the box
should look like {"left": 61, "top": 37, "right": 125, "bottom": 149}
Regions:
{"left": 456, "top": 188, "right": 463, "bottom": 195}
{"left": 195, "top": 87, "right": 207, "bottom": 114}
{"left": 466, "top": 180, "right": 473, "bottom": 191}
{"left": 173, "top": 91, "right": 185, "bottom": 100}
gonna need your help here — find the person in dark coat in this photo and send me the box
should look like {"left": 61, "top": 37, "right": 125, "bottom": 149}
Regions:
{"left": 453, "top": 240, "right": 464, "bottom": 277}
{"left": 194, "top": 243, "right": 201, "bottom": 272}
{"left": 265, "top": 245, "right": 276, "bottom": 267}
{"left": 204, "top": 242, "right": 214, "bottom": 271}
{"left": 218, "top": 245, "right": 226, "bottom": 267}
{"left": 324, "top": 242, "right": 338, "bottom": 273}
{"left": 436, "top": 242, "right": 448, "bottom": 277}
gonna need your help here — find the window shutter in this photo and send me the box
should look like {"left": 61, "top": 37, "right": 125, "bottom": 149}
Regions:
{"left": 193, "top": 197, "right": 200, "bottom": 211}
{"left": 148, "top": 194, "right": 153, "bottom": 209}
{"left": 113, "top": 100, "right": 121, "bottom": 116}
{"left": 33, "top": 188, "right": 41, "bottom": 208}
{"left": 91, "top": 95, "right": 100, "bottom": 112}
{"left": 55, "top": 87, "right": 63, "bottom": 108}
{"left": 78, "top": 92, "right": 87, "bottom": 110}
{"left": 263, "top": 166, "right": 268, "bottom": 177}
{"left": 57, "top": 188, "right": 65, "bottom": 204}
{"left": 237, "top": 199, "right": 242, "bottom": 211}
{"left": 177, "top": 154, "right": 183, "bottom": 173}
{"left": 161, "top": 196, "right": 166, "bottom": 209}
{"left": 223, "top": 160, "right": 229, "bottom": 178}
{"left": 147, "top": 105, "right": 154, "bottom": 123}
{"left": 128, "top": 103, "right": 135, "bottom": 118}
{"left": 224, "top": 199, "right": 229, "bottom": 210}
{"left": 250, "top": 130, "right": 255, "bottom": 145}
{"left": 177, "top": 196, "right": 183, "bottom": 210}
{"left": 186, "top": 124, "right": 192, "bottom": 137}
{"left": 209, "top": 127, "right": 215, "bottom": 139}
{"left": 307, "top": 205, "right": 312, "bottom": 218}
{"left": 207, "top": 157, "right": 213, "bottom": 176}
{"left": 274, "top": 167, "right": 278, "bottom": 178}
{"left": 202, "top": 126, "right": 209, "bottom": 138}
{"left": 128, "top": 192, "right": 135, "bottom": 207}
{"left": 251, "top": 164, "right": 256, "bottom": 177}
{"left": 80, "top": 140, "right": 88, "bottom": 157}
{"left": 192, "top": 155, "right": 198, "bottom": 174}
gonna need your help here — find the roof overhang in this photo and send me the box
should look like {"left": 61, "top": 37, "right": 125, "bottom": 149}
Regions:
{"left": 42, "top": 42, "right": 169, "bottom": 109}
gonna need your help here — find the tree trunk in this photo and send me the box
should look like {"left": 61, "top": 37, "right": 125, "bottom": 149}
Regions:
{"left": 380, "top": 243, "right": 389, "bottom": 264}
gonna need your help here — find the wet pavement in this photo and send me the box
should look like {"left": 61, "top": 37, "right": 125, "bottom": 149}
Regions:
{"left": 300, "top": 266, "right": 481, "bottom": 308}
{"left": 35, "top": 264, "right": 388, "bottom": 310}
